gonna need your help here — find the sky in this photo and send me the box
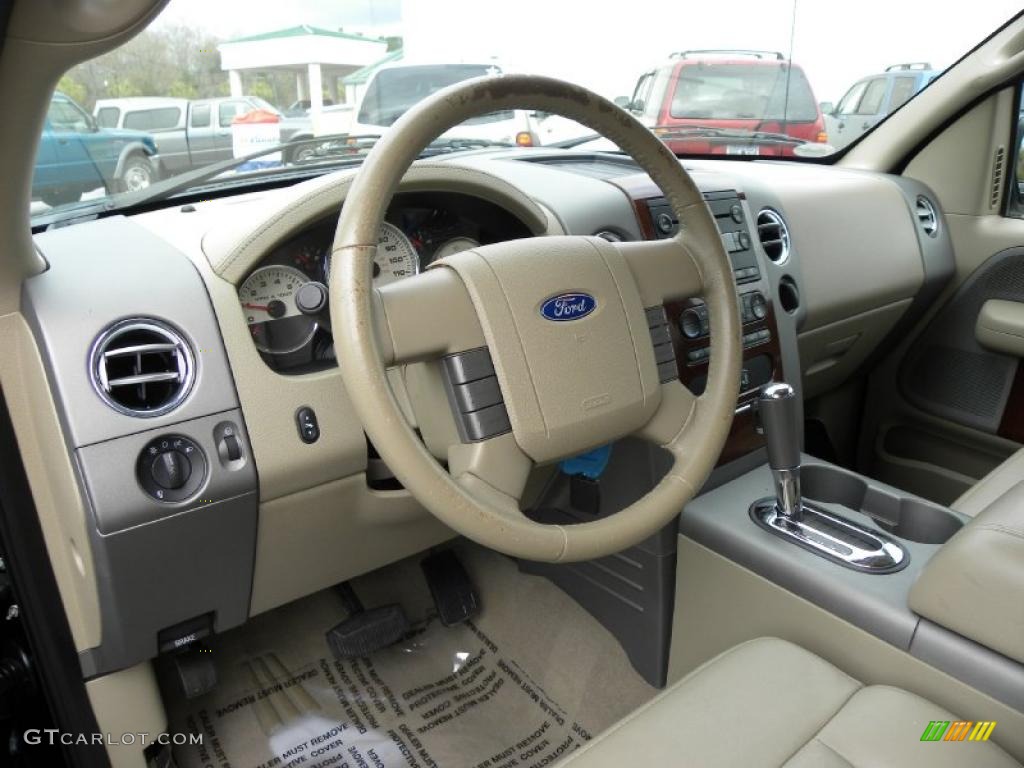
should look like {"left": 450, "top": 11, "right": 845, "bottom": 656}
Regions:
{"left": 155, "top": 0, "right": 1024, "bottom": 104}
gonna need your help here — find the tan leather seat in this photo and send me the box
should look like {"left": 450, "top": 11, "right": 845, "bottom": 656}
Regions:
{"left": 559, "top": 637, "right": 1019, "bottom": 767}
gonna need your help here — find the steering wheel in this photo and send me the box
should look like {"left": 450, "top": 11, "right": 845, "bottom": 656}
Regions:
{"left": 330, "top": 75, "right": 741, "bottom": 562}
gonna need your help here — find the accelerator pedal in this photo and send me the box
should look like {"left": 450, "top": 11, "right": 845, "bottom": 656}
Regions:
{"left": 326, "top": 582, "right": 409, "bottom": 659}
{"left": 421, "top": 549, "right": 480, "bottom": 627}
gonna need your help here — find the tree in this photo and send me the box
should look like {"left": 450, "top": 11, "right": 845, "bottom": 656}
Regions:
{"left": 58, "top": 23, "right": 229, "bottom": 110}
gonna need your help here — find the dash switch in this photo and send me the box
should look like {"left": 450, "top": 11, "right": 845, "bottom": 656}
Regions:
{"left": 296, "top": 406, "right": 320, "bottom": 444}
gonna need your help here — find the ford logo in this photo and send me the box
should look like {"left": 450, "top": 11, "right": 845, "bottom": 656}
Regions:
{"left": 540, "top": 292, "right": 597, "bottom": 322}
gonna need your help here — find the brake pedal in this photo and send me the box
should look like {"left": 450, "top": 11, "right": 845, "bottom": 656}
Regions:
{"left": 173, "top": 642, "right": 217, "bottom": 699}
{"left": 326, "top": 582, "right": 409, "bottom": 659}
{"left": 421, "top": 550, "right": 480, "bottom": 626}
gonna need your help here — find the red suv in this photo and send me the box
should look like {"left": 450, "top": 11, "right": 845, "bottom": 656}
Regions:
{"left": 625, "top": 50, "right": 828, "bottom": 156}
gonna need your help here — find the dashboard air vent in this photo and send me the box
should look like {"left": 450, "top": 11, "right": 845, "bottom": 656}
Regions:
{"left": 89, "top": 319, "right": 194, "bottom": 417}
{"left": 915, "top": 195, "right": 939, "bottom": 238}
{"left": 756, "top": 208, "right": 790, "bottom": 264}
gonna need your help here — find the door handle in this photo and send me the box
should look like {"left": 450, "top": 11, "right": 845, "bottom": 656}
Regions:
{"left": 57, "top": 138, "right": 70, "bottom": 145}
{"left": 837, "top": 122, "right": 845, "bottom": 130}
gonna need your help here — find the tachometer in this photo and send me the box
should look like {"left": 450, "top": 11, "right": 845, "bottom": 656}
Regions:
{"left": 239, "top": 264, "right": 318, "bottom": 355}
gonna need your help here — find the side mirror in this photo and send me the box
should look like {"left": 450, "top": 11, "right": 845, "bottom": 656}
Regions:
{"left": 613, "top": 96, "right": 631, "bottom": 108}
{"left": 819, "top": 101, "right": 835, "bottom": 117}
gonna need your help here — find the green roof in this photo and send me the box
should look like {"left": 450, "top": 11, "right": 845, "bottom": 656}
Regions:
{"left": 342, "top": 49, "right": 404, "bottom": 85}
{"left": 224, "top": 25, "right": 386, "bottom": 45}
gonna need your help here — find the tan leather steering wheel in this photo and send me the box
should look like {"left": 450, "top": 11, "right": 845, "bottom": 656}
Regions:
{"left": 330, "top": 75, "right": 741, "bottom": 562}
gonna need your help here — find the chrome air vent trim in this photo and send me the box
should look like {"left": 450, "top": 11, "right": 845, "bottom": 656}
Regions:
{"left": 915, "top": 195, "right": 939, "bottom": 238}
{"left": 756, "top": 208, "right": 790, "bottom": 264}
{"left": 89, "top": 319, "right": 195, "bottom": 417}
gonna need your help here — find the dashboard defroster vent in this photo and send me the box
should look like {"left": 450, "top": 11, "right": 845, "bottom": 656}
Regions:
{"left": 89, "top": 319, "right": 194, "bottom": 417}
{"left": 756, "top": 208, "right": 790, "bottom": 264}
{"left": 990, "top": 146, "right": 1005, "bottom": 209}
{"left": 915, "top": 195, "right": 939, "bottom": 238}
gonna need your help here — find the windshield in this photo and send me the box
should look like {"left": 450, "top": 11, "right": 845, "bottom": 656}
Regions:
{"left": 33, "top": 0, "right": 1023, "bottom": 223}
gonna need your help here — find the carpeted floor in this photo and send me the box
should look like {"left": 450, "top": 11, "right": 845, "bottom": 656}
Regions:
{"left": 160, "top": 543, "right": 655, "bottom": 768}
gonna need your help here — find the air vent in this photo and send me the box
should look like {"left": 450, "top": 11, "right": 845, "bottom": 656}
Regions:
{"left": 89, "top": 319, "right": 194, "bottom": 417}
{"left": 915, "top": 195, "right": 939, "bottom": 238}
{"left": 756, "top": 208, "right": 790, "bottom": 264}
{"left": 990, "top": 146, "right": 1006, "bottom": 209}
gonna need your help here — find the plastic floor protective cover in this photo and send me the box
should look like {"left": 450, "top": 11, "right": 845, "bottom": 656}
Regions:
{"left": 160, "top": 544, "right": 656, "bottom": 768}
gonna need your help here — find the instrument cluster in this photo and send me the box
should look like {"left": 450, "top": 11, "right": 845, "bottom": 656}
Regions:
{"left": 239, "top": 191, "right": 532, "bottom": 372}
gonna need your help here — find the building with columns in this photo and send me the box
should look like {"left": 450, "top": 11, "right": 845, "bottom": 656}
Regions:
{"left": 218, "top": 25, "right": 389, "bottom": 123}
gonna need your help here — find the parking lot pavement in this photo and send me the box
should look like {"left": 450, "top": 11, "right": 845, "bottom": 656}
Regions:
{"left": 30, "top": 186, "right": 108, "bottom": 217}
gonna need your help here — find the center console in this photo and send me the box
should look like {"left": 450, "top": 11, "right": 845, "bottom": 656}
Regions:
{"left": 622, "top": 181, "right": 788, "bottom": 463}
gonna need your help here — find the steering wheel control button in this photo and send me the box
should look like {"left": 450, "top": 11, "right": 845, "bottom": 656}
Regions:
{"left": 453, "top": 377, "right": 503, "bottom": 413}
{"left": 151, "top": 450, "right": 190, "bottom": 489}
{"left": 137, "top": 435, "right": 206, "bottom": 503}
{"left": 442, "top": 348, "right": 512, "bottom": 442}
{"left": 295, "top": 406, "right": 320, "bottom": 444}
{"left": 443, "top": 347, "right": 496, "bottom": 385}
{"left": 462, "top": 403, "right": 512, "bottom": 442}
{"left": 644, "top": 305, "right": 679, "bottom": 383}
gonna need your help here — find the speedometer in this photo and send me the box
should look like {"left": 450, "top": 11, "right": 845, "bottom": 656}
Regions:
{"left": 324, "top": 222, "right": 420, "bottom": 286}
{"left": 239, "top": 264, "right": 317, "bottom": 355}
{"left": 374, "top": 223, "right": 419, "bottom": 284}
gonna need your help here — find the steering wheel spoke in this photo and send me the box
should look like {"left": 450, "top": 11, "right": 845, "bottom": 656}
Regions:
{"left": 373, "top": 266, "right": 486, "bottom": 365}
{"left": 448, "top": 433, "right": 533, "bottom": 517}
{"left": 635, "top": 378, "right": 698, "bottom": 447}
{"left": 614, "top": 235, "right": 704, "bottom": 305}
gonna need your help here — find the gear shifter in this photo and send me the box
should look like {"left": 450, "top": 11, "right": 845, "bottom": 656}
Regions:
{"left": 751, "top": 381, "right": 908, "bottom": 573}
{"left": 758, "top": 382, "right": 802, "bottom": 521}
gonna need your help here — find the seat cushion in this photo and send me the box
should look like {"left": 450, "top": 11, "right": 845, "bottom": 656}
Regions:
{"left": 559, "top": 637, "right": 1019, "bottom": 768}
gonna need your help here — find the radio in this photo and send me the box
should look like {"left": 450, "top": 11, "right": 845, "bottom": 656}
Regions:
{"left": 645, "top": 190, "right": 760, "bottom": 284}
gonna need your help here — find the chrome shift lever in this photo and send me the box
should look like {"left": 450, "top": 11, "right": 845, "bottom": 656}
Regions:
{"left": 758, "top": 382, "right": 802, "bottom": 521}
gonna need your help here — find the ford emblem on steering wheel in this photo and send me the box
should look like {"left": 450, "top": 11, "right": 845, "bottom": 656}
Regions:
{"left": 540, "top": 292, "right": 597, "bottom": 321}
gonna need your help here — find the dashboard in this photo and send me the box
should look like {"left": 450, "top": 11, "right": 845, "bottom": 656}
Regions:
{"left": 24, "top": 148, "right": 951, "bottom": 678}
{"left": 240, "top": 190, "right": 533, "bottom": 372}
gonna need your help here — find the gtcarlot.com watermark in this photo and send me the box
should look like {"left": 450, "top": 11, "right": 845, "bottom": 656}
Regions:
{"left": 25, "top": 729, "right": 202, "bottom": 747}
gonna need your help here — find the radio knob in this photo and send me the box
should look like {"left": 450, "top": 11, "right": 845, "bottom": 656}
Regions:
{"left": 680, "top": 308, "right": 703, "bottom": 338}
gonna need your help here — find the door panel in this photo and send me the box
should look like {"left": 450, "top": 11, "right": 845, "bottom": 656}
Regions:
{"left": 859, "top": 86, "right": 1024, "bottom": 506}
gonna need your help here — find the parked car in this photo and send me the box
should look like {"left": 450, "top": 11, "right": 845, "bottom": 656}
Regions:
{"left": 283, "top": 97, "right": 336, "bottom": 117}
{"left": 32, "top": 92, "right": 159, "bottom": 207}
{"left": 349, "top": 62, "right": 541, "bottom": 146}
{"left": 825, "top": 63, "right": 941, "bottom": 149}
{"left": 622, "top": 50, "right": 828, "bottom": 156}
{"left": 92, "top": 94, "right": 309, "bottom": 173}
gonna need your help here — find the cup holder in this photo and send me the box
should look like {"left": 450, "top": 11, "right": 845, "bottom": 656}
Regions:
{"left": 802, "top": 463, "right": 963, "bottom": 545}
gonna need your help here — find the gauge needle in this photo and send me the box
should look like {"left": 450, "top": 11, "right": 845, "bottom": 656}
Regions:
{"left": 243, "top": 303, "right": 270, "bottom": 311}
